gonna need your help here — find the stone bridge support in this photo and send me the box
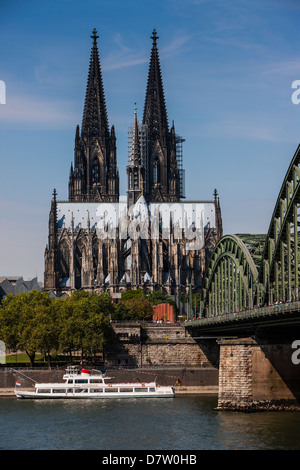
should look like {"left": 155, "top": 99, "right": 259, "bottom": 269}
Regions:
{"left": 217, "top": 337, "right": 300, "bottom": 411}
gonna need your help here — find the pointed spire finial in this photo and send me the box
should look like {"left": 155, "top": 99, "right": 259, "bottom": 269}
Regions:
{"left": 91, "top": 28, "right": 99, "bottom": 42}
{"left": 134, "top": 102, "right": 137, "bottom": 115}
{"left": 151, "top": 29, "right": 159, "bottom": 44}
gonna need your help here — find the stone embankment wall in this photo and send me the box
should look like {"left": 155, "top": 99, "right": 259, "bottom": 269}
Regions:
{"left": 105, "top": 322, "right": 219, "bottom": 369}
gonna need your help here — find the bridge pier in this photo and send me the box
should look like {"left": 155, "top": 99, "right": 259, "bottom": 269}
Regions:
{"left": 216, "top": 337, "right": 300, "bottom": 411}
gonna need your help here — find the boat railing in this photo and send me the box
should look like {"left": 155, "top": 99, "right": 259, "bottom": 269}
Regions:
{"left": 64, "top": 366, "right": 105, "bottom": 377}
{"left": 64, "top": 365, "right": 80, "bottom": 375}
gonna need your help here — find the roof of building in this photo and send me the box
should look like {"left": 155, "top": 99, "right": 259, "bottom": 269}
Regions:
{"left": 0, "top": 277, "right": 42, "bottom": 297}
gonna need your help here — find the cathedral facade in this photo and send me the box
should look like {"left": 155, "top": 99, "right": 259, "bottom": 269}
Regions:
{"left": 44, "top": 29, "right": 223, "bottom": 298}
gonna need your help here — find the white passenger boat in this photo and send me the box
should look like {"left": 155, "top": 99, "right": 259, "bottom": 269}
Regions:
{"left": 14, "top": 366, "right": 175, "bottom": 399}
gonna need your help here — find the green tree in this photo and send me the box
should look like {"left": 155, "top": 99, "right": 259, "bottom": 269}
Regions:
{"left": 121, "top": 289, "right": 145, "bottom": 301}
{"left": 32, "top": 301, "right": 59, "bottom": 367}
{"left": 0, "top": 294, "right": 21, "bottom": 352}
{"left": 0, "top": 290, "right": 55, "bottom": 367}
{"left": 112, "top": 301, "right": 131, "bottom": 321}
{"left": 57, "top": 296, "right": 79, "bottom": 362}
{"left": 57, "top": 291, "right": 114, "bottom": 362}
{"left": 146, "top": 290, "right": 170, "bottom": 305}
{"left": 113, "top": 289, "right": 174, "bottom": 321}
{"left": 121, "top": 297, "right": 153, "bottom": 321}
{"left": 0, "top": 289, "right": 115, "bottom": 367}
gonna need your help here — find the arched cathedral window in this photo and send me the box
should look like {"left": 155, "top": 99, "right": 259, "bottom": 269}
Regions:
{"left": 153, "top": 159, "right": 159, "bottom": 184}
{"left": 58, "top": 240, "right": 70, "bottom": 279}
{"left": 92, "top": 157, "right": 100, "bottom": 184}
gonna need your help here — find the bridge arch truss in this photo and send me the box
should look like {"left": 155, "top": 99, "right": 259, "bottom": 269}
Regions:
{"left": 258, "top": 145, "right": 300, "bottom": 305}
{"left": 201, "top": 145, "right": 300, "bottom": 317}
{"left": 202, "top": 234, "right": 266, "bottom": 317}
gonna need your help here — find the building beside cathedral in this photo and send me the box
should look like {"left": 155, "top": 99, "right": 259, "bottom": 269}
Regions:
{"left": 44, "top": 29, "right": 223, "bottom": 298}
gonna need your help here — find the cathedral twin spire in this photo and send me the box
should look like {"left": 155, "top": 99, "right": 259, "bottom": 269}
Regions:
{"left": 127, "top": 28, "right": 182, "bottom": 204}
{"left": 143, "top": 29, "right": 169, "bottom": 143}
{"left": 69, "top": 28, "right": 182, "bottom": 205}
{"left": 69, "top": 28, "right": 119, "bottom": 202}
{"left": 81, "top": 28, "right": 109, "bottom": 141}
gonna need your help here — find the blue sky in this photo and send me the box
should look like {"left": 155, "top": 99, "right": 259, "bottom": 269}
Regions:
{"left": 1, "top": 0, "right": 300, "bottom": 282}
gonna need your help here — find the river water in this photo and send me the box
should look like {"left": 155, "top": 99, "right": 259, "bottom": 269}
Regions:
{"left": 0, "top": 395, "right": 299, "bottom": 451}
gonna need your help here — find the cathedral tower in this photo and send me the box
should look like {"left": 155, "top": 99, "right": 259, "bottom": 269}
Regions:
{"left": 142, "top": 29, "right": 182, "bottom": 203}
{"left": 69, "top": 29, "right": 119, "bottom": 202}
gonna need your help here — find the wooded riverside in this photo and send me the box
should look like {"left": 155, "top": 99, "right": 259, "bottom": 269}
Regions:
{"left": 0, "top": 289, "right": 179, "bottom": 367}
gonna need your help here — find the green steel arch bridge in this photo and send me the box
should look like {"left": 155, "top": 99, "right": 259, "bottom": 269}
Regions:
{"left": 187, "top": 144, "right": 300, "bottom": 335}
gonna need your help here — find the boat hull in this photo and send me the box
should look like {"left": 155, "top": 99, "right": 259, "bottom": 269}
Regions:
{"left": 15, "top": 389, "right": 174, "bottom": 399}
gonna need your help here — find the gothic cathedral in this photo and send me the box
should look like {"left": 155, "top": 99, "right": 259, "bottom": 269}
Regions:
{"left": 44, "top": 29, "right": 223, "bottom": 299}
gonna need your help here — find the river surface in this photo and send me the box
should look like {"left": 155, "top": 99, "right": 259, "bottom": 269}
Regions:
{"left": 0, "top": 395, "right": 299, "bottom": 450}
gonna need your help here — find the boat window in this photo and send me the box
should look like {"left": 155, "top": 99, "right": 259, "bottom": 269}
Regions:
{"left": 90, "top": 378, "right": 102, "bottom": 383}
{"left": 105, "top": 388, "right": 118, "bottom": 393}
{"left": 53, "top": 389, "right": 66, "bottom": 393}
{"left": 67, "top": 379, "right": 73, "bottom": 384}
{"left": 38, "top": 389, "right": 51, "bottom": 393}
{"left": 90, "top": 389, "right": 103, "bottom": 393}
{"left": 74, "top": 389, "right": 88, "bottom": 393}
{"left": 149, "top": 388, "right": 155, "bottom": 392}
{"left": 119, "top": 388, "right": 133, "bottom": 393}
{"left": 134, "top": 387, "right": 147, "bottom": 392}
{"left": 75, "top": 379, "right": 88, "bottom": 384}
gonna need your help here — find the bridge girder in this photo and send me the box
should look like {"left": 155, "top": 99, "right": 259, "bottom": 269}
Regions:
{"left": 201, "top": 145, "right": 300, "bottom": 317}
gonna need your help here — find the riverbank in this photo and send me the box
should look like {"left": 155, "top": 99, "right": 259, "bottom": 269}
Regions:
{"left": 0, "top": 366, "right": 219, "bottom": 397}
{"left": 0, "top": 385, "right": 219, "bottom": 397}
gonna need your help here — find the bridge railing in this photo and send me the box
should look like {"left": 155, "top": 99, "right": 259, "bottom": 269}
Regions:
{"left": 186, "top": 301, "right": 300, "bottom": 326}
